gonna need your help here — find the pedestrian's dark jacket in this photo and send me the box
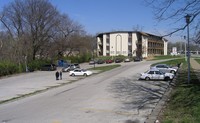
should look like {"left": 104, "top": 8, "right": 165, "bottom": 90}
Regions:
{"left": 56, "top": 71, "right": 59, "bottom": 78}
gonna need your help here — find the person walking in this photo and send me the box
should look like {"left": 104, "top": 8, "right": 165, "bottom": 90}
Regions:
{"left": 55, "top": 71, "right": 59, "bottom": 80}
{"left": 59, "top": 71, "right": 62, "bottom": 80}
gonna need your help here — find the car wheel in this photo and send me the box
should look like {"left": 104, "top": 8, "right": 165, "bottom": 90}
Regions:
{"left": 72, "top": 73, "right": 75, "bottom": 76}
{"left": 170, "top": 70, "right": 175, "bottom": 74}
{"left": 84, "top": 73, "right": 87, "bottom": 76}
{"left": 164, "top": 77, "right": 170, "bottom": 81}
{"left": 145, "top": 77, "right": 150, "bottom": 81}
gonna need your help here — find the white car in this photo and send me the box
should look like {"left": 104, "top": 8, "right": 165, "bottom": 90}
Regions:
{"left": 151, "top": 64, "right": 178, "bottom": 74}
{"left": 124, "top": 58, "right": 131, "bottom": 62}
{"left": 140, "top": 68, "right": 174, "bottom": 81}
{"left": 69, "top": 69, "right": 93, "bottom": 76}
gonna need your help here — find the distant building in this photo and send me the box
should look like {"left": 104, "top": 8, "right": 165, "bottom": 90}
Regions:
{"left": 97, "top": 31, "right": 168, "bottom": 58}
{"left": 171, "top": 47, "right": 178, "bottom": 56}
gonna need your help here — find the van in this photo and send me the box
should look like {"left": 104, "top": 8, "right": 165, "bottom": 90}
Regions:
{"left": 41, "top": 64, "right": 57, "bottom": 71}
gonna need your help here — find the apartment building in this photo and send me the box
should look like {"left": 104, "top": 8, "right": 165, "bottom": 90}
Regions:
{"left": 97, "top": 31, "right": 168, "bottom": 58}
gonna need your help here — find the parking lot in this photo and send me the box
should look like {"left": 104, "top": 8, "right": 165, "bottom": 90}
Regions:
{"left": 0, "top": 60, "right": 176, "bottom": 123}
{"left": 0, "top": 62, "right": 129, "bottom": 103}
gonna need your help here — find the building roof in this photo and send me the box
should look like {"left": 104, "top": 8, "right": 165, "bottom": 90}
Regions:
{"left": 96, "top": 31, "right": 168, "bottom": 42}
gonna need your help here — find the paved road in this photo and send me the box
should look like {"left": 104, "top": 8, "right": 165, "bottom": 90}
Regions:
{"left": 0, "top": 61, "right": 170, "bottom": 123}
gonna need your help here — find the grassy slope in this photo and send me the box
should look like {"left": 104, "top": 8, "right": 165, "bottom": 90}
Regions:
{"left": 89, "top": 64, "right": 121, "bottom": 73}
{"left": 161, "top": 59, "right": 200, "bottom": 123}
{"left": 148, "top": 55, "right": 182, "bottom": 61}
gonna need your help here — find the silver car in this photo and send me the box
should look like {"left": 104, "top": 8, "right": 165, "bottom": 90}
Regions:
{"left": 140, "top": 68, "right": 174, "bottom": 81}
{"left": 62, "top": 64, "right": 80, "bottom": 72}
{"left": 151, "top": 64, "right": 178, "bottom": 74}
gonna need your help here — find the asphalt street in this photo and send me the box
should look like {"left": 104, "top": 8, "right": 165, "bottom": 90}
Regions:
{"left": 0, "top": 61, "right": 170, "bottom": 123}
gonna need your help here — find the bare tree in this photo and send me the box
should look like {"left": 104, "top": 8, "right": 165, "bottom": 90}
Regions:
{"left": 24, "top": 0, "right": 60, "bottom": 60}
{"left": 145, "top": 0, "right": 200, "bottom": 43}
{"left": 193, "top": 30, "right": 200, "bottom": 43}
{"left": 0, "top": 31, "right": 14, "bottom": 61}
{"left": 132, "top": 24, "right": 144, "bottom": 32}
{"left": 0, "top": 0, "right": 93, "bottom": 64}
{"left": 53, "top": 14, "right": 86, "bottom": 57}
{"left": 0, "top": 0, "right": 26, "bottom": 63}
{"left": 0, "top": 0, "right": 60, "bottom": 62}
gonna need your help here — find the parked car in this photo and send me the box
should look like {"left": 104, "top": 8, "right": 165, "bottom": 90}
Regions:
{"left": 41, "top": 64, "right": 57, "bottom": 71}
{"left": 124, "top": 58, "right": 131, "bottom": 62}
{"left": 133, "top": 56, "right": 142, "bottom": 62}
{"left": 62, "top": 66, "right": 72, "bottom": 72}
{"left": 89, "top": 60, "right": 96, "bottom": 65}
{"left": 139, "top": 68, "right": 174, "bottom": 81}
{"left": 69, "top": 69, "right": 93, "bottom": 76}
{"left": 62, "top": 64, "right": 80, "bottom": 72}
{"left": 74, "top": 63, "right": 80, "bottom": 68}
{"left": 115, "top": 58, "right": 123, "bottom": 63}
{"left": 105, "top": 59, "right": 113, "bottom": 64}
{"left": 151, "top": 64, "right": 178, "bottom": 74}
{"left": 96, "top": 59, "right": 105, "bottom": 64}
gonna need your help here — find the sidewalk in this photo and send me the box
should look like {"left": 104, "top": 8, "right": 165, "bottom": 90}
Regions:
{"left": 190, "top": 58, "right": 200, "bottom": 82}
{"left": 191, "top": 58, "right": 200, "bottom": 71}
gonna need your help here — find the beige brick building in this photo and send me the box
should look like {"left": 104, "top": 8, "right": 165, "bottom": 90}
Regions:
{"left": 97, "top": 31, "right": 168, "bottom": 58}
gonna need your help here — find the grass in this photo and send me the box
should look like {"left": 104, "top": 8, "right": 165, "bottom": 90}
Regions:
{"left": 151, "top": 58, "right": 186, "bottom": 68}
{"left": 160, "top": 59, "right": 200, "bottom": 123}
{"left": 148, "top": 55, "right": 183, "bottom": 60}
{"left": 89, "top": 64, "right": 121, "bottom": 72}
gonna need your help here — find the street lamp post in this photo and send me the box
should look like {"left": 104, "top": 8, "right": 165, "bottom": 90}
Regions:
{"left": 185, "top": 14, "right": 191, "bottom": 84}
{"left": 183, "top": 36, "right": 187, "bottom": 61}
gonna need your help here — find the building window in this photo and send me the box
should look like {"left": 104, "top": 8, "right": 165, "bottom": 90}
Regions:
{"left": 106, "top": 34, "right": 110, "bottom": 39}
{"left": 128, "top": 33, "right": 132, "bottom": 44}
{"left": 128, "top": 39, "right": 132, "bottom": 45}
{"left": 106, "top": 46, "right": 110, "bottom": 51}
{"left": 123, "top": 51, "right": 126, "bottom": 54}
{"left": 106, "top": 34, "right": 110, "bottom": 54}
{"left": 106, "top": 42, "right": 109, "bottom": 46}
{"left": 128, "top": 32, "right": 132, "bottom": 38}
{"left": 128, "top": 32, "right": 132, "bottom": 54}
{"left": 110, "top": 51, "right": 115, "bottom": 54}
{"left": 106, "top": 39, "right": 110, "bottom": 44}
{"left": 116, "top": 51, "right": 121, "bottom": 54}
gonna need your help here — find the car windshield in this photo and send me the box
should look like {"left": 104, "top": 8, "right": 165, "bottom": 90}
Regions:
{"left": 148, "top": 71, "right": 154, "bottom": 74}
{"left": 155, "top": 71, "right": 163, "bottom": 75}
{"left": 163, "top": 65, "right": 169, "bottom": 68}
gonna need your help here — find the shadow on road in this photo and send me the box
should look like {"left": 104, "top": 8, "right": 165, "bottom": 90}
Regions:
{"left": 108, "top": 76, "right": 170, "bottom": 115}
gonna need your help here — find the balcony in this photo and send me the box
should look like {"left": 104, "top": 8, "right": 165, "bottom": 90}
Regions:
{"left": 98, "top": 42, "right": 102, "bottom": 45}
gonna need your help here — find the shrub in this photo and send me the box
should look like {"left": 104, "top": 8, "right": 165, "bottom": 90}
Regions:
{"left": 28, "top": 59, "right": 52, "bottom": 71}
{"left": 65, "top": 53, "right": 92, "bottom": 63}
{"left": 0, "top": 61, "right": 18, "bottom": 77}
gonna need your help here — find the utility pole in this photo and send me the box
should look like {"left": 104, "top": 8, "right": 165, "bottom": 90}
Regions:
{"left": 185, "top": 14, "right": 191, "bottom": 84}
